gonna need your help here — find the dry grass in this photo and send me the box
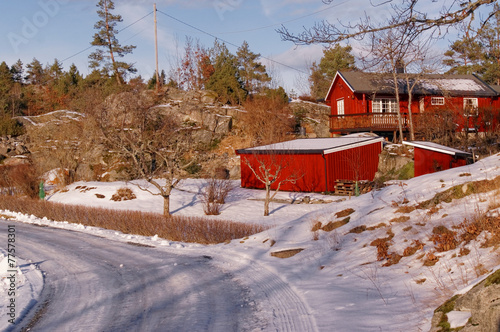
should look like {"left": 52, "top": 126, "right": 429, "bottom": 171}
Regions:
{"left": 390, "top": 216, "right": 411, "bottom": 223}
{"left": 417, "top": 175, "right": 500, "bottom": 210}
{"left": 430, "top": 225, "right": 458, "bottom": 252}
{"left": 270, "top": 248, "right": 304, "bottom": 258}
{"left": 335, "top": 208, "right": 355, "bottom": 218}
{"left": 0, "top": 195, "right": 267, "bottom": 244}
{"left": 403, "top": 240, "right": 424, "bottom": 257}
{"left": 395, "top": 205, "right": 416, "bottom": 214}
{"left": 322, "top": 217, "right": 350, "bottom": 232}
{"left": 348, "top": 225, "right": 367, "bottom": 234}
{"left": 370, "top": 229, "right": 395, "bottom": 261}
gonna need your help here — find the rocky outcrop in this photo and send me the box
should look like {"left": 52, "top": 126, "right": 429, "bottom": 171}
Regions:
{"left": 374, "top": 144, "right": 414, "bottom": 182}
{"left": 430, "top": 269, "right": 500, "bottom": 331}
{"left": 289, "top": 100, "right": 331, "bottom": 138}
{"left": 0, "top": 136, "right": 31, "bottom": 165}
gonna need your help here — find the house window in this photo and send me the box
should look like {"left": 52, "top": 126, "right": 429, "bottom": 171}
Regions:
{"left": 431, "top": 97, "right": 445, "bottom": 105}
{"left": 463, "top": 98, "right": 478, "bottom": 116}
{"left": 372, "top": 98, "right": 398, "bottom": 113}
{"left": 337, "top": 98, "right": 345, "bottom": 116}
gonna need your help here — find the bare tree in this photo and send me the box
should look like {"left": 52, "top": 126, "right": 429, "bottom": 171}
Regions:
{"left": 278, "top": 0, "right": 496, "bottom": 45}
{"left": 241, "top": 151, "right": 301, "bottom": 216}
{"left": 94, "top": 92, "right": 194, "bottom": 216}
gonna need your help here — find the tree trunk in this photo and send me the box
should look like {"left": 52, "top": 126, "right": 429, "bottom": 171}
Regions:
{"left": 163, "top": 194, "right": 171, "bottom": 216}
{"left": 264, "top": 185, "right": 271, "bottom": 216}
{"left": 407, "top": 93, "right": 415, "bottom": 140}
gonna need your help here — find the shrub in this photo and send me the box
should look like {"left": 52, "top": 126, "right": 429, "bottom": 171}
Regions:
{"left": 200, "top": 177, "right": 233, "bottom": 215}
{"left": 0, "top": 164, "right": 39, "bottom": 198}
{"left": 0, "top": 195, "right": 267, "bottom": 244}
{"left": 0, "top": 116, "right": 24, "bottom": 136}
{"left": 111, "top": 187, "right": 136, "bottom": 201}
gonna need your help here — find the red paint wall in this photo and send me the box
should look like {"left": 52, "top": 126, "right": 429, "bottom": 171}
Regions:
{"left": 327, "top": 76, "right": 499, "bottom": 133}
{"left": 413, "top": 148, "right": 468, "bottom": 177}
{"left": 328, "top": 76, "right": 367, "bottom": 116}
{"left": 239, "top": 142, "right": 382, "bottom": 192}
{"left": 240, "top": 153, "right": 327, "bottom": 192}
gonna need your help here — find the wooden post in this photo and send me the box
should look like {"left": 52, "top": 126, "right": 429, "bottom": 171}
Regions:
{"left": 154, "top": 3, "right": 160, "bottom": 93}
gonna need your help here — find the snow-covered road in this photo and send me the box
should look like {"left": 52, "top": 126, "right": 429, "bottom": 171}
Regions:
{"left": 2, "top": 222, "right": 318, "bottom": 332}
{"left": 2, "top": 223, "right": 261, "bottom": 331}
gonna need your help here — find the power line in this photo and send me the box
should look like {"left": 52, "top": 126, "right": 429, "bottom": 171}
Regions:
{"left": 61, "top": 11, "right": 153, "bottom": 64}
{"left": 215, "top": 1, "right": 349, "bottom": 35}
{"left": 157, "top": 9, "right": 309, "bottom": 75}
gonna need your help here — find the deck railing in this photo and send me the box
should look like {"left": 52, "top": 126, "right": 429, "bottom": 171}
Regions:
{"left": 330, "top": 113, "right": 419, "bottom": 132}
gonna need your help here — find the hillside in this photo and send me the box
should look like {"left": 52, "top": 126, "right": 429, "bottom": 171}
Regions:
{"left": 1, "top": 152, "right": 499, "bottom": 331}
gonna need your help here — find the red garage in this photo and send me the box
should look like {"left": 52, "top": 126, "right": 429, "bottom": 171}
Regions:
{"left": 403, "top": 141, "right": 473, "bottom": 177}
{"left": 236, "top": 136, "right": 384, "bottom": 193}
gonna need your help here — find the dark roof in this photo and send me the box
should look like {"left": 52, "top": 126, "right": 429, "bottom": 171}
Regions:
{"left": 328, "top": 71, "right": 498, "bottom": 98}
{"left": 236, "top": 135, "right": 384, "bottom": 155}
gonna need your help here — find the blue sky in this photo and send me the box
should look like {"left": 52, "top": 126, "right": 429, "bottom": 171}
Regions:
{"left": 0, "top": 0, "right": 471, "bottom": 93}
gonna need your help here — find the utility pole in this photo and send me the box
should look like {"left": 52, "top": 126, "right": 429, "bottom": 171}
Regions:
{"left": 154, "top": 3, "right": 160, "bottom": 93}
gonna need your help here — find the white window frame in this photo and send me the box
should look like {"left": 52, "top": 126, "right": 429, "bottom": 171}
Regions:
{"left": 336, "top": 98, "right": 345, "bottom": 116}
{"left": 431, "top": 97, "right": 445, "bottom": 106}
{"left": 463, "top": 98, "right": 478, "bottom": 116}
{"left": 372, "top": 98, "right": 398, "bottom": 114}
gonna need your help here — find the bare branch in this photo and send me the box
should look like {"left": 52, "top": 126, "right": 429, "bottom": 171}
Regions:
{"left": 278, "top": 0, "right": 496, "bottom": 45}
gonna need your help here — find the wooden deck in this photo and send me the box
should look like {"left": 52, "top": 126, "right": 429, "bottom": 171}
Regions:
{"left": 330, "top": 113, "right": 418, "bottom": 133}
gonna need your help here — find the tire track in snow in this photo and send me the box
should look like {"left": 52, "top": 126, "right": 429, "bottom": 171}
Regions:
{"left": 211, "top": 250, "right": 318, "bottom": 332}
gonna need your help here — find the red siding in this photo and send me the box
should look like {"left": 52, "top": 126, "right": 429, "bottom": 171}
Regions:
{"left": 413, "top": 147, "right": 468, "bottom": 177}
{"left": 328, "top": 76, "right": 368, "bottom": 116}
{"left": 239, "top": 142, "right": 382, "bottom": 192}
{"left": 240, "top": 153, "right": 326, "bottom": 192}
{"left": 325, "top": 143, "right": 382, "bottom": 190}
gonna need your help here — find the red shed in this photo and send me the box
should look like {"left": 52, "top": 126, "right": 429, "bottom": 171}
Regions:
{"left": 403, "top": 141, "right": 473, "bottom": 177}
{"left": 236, "top": 135, "right": 384, "bottom": 192}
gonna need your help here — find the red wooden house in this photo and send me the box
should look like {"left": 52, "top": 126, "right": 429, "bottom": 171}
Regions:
{"left": 403, "top": 141, "right": 472, "bottom": 177}
{"left": 236, "top": 135, "right": 384, "bottom": 193}
{"left": 326, "top": 71, "right": 500, "bottom": 137}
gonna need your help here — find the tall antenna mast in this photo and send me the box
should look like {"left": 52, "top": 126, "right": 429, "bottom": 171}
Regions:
{"left": 154, "top": 3, "right": 160, "bottom": 93}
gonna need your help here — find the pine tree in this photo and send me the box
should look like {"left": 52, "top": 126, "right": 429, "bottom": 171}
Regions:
{"left": 0, "top": 62, "right": 14, "bottom": 112}
{"left": 26, "top": 58, "right": 46, "bottom": 85}
{"left": 479, "top": 4, "right": 500, "bottom": 85}
{"left": 89, "top": 0, "right": 136, "bottom": 85}
{"left": 236, "top": 41, "right": 270, "bottom": 94}
{"left": 205, "top": 42, "right": 247, "bottom": 104}
{"left": 10, "top": 60, "right": 24, "bottom": 84}
{"left": 309, "top": 45, "right": 356, "bottom": 100}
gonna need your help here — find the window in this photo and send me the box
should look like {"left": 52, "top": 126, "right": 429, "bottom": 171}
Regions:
{"left": 431, "top": 97, "right": 445, "bottom": 105}
{"left": 336, "top": 98, "right": 345, "bottom": 116}
{"left": 463, "top": 98, "right": 478, "bottom": 116}
{"left": 372, "top": 98, "right": 398, "bottom": 113}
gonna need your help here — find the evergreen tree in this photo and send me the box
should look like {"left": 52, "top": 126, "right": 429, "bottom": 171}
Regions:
{"left": 443, "top": 32, "right": 484, "bottom": 76}
{"left": 148, "top": 70, "right": 166, "bottom": 90}
{"left": 26, "top": 58, "right": 46, "bottom": 85}
{"left": 236, "top": 41, "right": 270, "bottom": 94}
{"left": 0, "top": 62, "right": 14, "bottom": 112}
{"left": 309, "top": 45, "right": 356, "bottom": 100}
{"left": 10, "top": 60, "right": 24, "bottom": 83}
{"left": 89, "top": 0, "right": 136, "bottom": 85}
{"left": 205, "top": 43, "right": 247, "bottom": 104}
{"left": 479, "top": 4, "right": 500, "bottom": 85}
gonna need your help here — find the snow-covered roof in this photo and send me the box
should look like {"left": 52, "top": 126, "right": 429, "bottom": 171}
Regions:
{"left": 403, "top": 141, "right": 472, "bottom": 157}
{"left": 237, "top": 136, "right": 384, "bottom": 155}
{"left": 326, "top": 71, "right": 498, "bottom": 99}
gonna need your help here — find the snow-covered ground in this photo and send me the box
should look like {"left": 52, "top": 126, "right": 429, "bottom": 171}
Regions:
{"left": 1, "top": 153, "right": 500, "bottom": 331}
